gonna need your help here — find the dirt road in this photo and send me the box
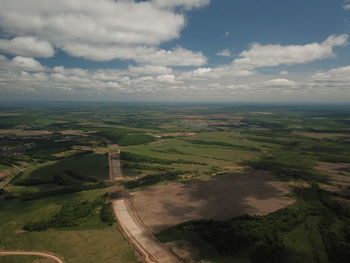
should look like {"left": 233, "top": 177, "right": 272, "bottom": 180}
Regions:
{"left": 0, "top": 251, "right": 64, "bottom": 263}
{"left": 0, "top": 167, "right": 23, "bottom": 189}
{"left": 108, "top": 148, "right": 122, "bottom": 181}
{"left": 113, "top": 199, "right": 184, "bottom": 263}
{"left": 110, "top": 149, "right": 183, "bottom": 263}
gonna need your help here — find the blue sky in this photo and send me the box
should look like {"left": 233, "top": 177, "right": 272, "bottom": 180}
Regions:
{"left": 0, "top": 0, "right": 349, "bottom": 102}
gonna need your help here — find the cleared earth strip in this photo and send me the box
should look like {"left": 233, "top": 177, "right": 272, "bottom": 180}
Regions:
{"left": 108, "top": 148, "right": 122, "bottom": 181}
{"left": 113, "top": 199, "right": 184, "bottom": 263}
{"left": 0, "top": 251, "right": 65, "bottom": 263}
{"left": 110, "top": 150, "right": 184, "bottom": 263}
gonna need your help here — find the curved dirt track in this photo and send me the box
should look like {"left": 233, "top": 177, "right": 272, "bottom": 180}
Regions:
{"left": 0, "top": 251, "right": 64, "bottom": 263}
{"left": 110, "top": 148, "right": 183, "bottom": 263}
{"left": 113, "top": 199, "right": 184, "bottom": 263}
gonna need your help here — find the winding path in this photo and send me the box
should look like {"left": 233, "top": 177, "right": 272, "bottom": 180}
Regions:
{"left": 0, "top": 251, "right": 64, "bottom": 263}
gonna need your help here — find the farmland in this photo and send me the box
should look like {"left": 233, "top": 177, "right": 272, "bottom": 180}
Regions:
{"left": 0, "top": 102, "right": 350, "bottom": 263}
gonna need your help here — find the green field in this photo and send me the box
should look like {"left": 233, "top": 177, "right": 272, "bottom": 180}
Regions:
{"left": 12, "top": 154, "right": 108, "bottom": 188}
{"left": 0, "top": 188, "right": 137, "bottom": 263}
{"left": 1, "top": 103, "right": 350, "bottom": 263}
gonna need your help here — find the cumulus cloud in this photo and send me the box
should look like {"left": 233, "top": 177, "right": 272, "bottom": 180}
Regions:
{"left": 310, "top": 66, "right": 350, "bottom": 90}
{"left": 0, "top": 37, "right": 54, "bottom": 58}
{"left": 233, "top": 34, "right": 348, "bottom": 69}
{"left": 155, "top": 74, "right": 177, "bottom": 83}
{"left": 128, "top": 65, "right": 172, "bottom": 75}
{"left": 279, "top": 71, "right": 289, "bottom": 75}
{"left": 62, "top": 43, "right": 207, "bottom": 66}
{"left": 0, "top": 0, "right": 185, "bottom": 46}
{"left": 0, "top": 55, "right": 45, "bottom": 71}
{"left": 344, "top": 0, "right": 350, "bottom": 10}
{"left": 217, "top": 49, "right": 231, "bottom": 57}
{"left": 152, "top": 0, "right": 210, "bottom": 10}
{"left": 0, "top": 0, "right": 208, "bottom": 65}
{"left": 262, "top": 78, "right": 297, "bottom": 88}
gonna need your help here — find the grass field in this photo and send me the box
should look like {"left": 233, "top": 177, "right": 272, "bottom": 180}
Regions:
{"left": 12, "top": 154, "right": 108, "bottom": 188}
{"left": 0, "top": 164, "right": 11, "bottom": 172}
{"left": 0, "top": 188, "right": 137, "bottom": 263}
{"left": 1, "top": 103, "right": 350, "bottom": 263}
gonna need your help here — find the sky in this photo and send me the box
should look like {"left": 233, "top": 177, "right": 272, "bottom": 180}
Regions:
{"left": 0, "top": 0, "right": 350, "bottom": 102}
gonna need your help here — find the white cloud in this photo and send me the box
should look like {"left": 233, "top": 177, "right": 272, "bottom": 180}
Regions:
{"left": 0, "top": 0, "right": 185, "bottom": 46}
{"left": 0, "top": 55, "right": 45, "bottom": 71}
{"left": 0, "top": 0, "right": 209, "bottom": 65}
{"left": 311, "top": 66, "right": 350, "bottom": 90}
{"left": 279, "top": 71, "right": 289, "bottom": 75}
{"left": 262, "top": 78, "right": 297, "bottom": 88}
{"left": 128, "top": 65, "right": 172, "bottom": 75}
{"left": 62, "top": 43, "right": 207, "bottom": 66}
{"left": 152, "top": 0, "right": 210, "bottom": 10}
{"left": 156, "top": 74, "right": 177, "bottom": 83}
{"left": 233, "top": 34, "right": 348, "bottom": 69}
{"left": 217, "top": 49, "right": 231, "bottom": 57}
{"left": 344, "top": 0, "right": 350, "bottom": 10}
{"left": 0, "top": 37, "right": 54, "bottom": 58}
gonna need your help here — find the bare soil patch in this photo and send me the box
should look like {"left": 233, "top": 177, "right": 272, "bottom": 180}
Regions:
{"left": 316, "top": 162, "right": 350, "bottom": 187}
{"left": 0, "top": 130, "right": 52, "bottom": 136}
{"left": 52, "top": 150, "right": 80, "bottom": 158}
{"left": 333, "top": 197, "right": 350, "bottom": 210}
{"left": 164, "top": 240, "right": 201, "bottom": 263}
{"left": 129, "top": 171, "right": 294, "bottom": 233}
{"left": 60, "top": 129, "right": 95, "bottom": 137}
{"left": 155, "top": 132, "right": 197, "bottom": 138}
{"left": 295, "top": 132, "right": 350, "bottom": 139}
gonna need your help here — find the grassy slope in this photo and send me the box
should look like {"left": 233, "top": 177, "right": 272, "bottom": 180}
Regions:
{"left": 0, "top": 188, "right": 136, "bottom": 263}
{"left": 14, "top": 154, "right": 108, "bottom": 185}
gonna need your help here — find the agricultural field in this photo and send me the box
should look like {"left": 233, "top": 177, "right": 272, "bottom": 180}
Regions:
{"left": 0, "top": 102, "right": 350, "bottom": 263}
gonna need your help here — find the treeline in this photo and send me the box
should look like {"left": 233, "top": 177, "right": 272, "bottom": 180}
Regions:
{"left": 176, "top": 185, "right": 350, "bottom": 263}
{"left": 24, "top": 198, "right": 115, "bottom": 231}
{"left": 95, "top": 128, "right": 155, "bottom": 146}
{"left": 187, "top": 139, "right": 260, "bottom": 151}
{"left": 120, "top": 151, "right": 205, "bottom": 165}
{"left": 122, "top": 162, "right": 168, "bottom": 172}
{"left": 6, "top": 183, "right": 108, "bottom": 201}
{"left": 244, "top": 157, "right": 328, "bottom": 183}
{"left": 123, "top": 171, "right": 185, "bottom": 189}
{"left": 24, "top": 201, "right": 96, "bottom": 231}
{"left": 14, "top": 169, "right": 98, "bottom": 186}
{"left": 179, "top": 206, "right": 302, "bottom": 257}
{"left": 100, "top": 201, "right": 115, "bottom": 225}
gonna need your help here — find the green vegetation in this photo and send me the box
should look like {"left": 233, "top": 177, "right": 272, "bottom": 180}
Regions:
{"left": 123, "top": 171, "right": 185, "bottom": 189}
{"left": 157, "top": 185, "right": 350, "bottom": 263}
{"left": 1, "top": 102, "right": 350, "bottom": 263}
{"left": 100, "top": 201, "right": 115, "bottom": 226}
{"left": 13, "top": 154, "right": 108, "bottom": 187}
{"left": 24, "top": 200, "right": 97, "bottom": 231}
{"left": 94, "top": 127, "right": 155, "bottom": 145}
{"left": 0, "top": 188, "right": 137, "bottom": 263}
{"left": 121, "top": 151, "right": 205, "bottom": 165}
{"left": 118, "top": 133, "right": 155, "bottom": 146}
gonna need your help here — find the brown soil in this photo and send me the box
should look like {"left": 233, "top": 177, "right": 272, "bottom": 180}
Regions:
{"left": 52, "top": 150, "right": 79, "bottom": 158}
{"left": 0, "top": 130, "right": 52, "bottom": 136}
{"left": 333, "top": 197, "right": 350, "bottom": 209}
{"left": 60, "top": 130, "right": 96, "bottom": 136}
{"left": 294, "top": 132, "right": 350, "bottom": 139}
{"left": 129, "top": 171, "right": 294, "bottom": 233}
{"left": 316, "top": 162, "right": 350, "bottom": 187}
{"left": 165, "top": 240, "right": 201, "bottom": 263}
{"left": 156, "top": 132, "right": 197, "bottom": 138}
